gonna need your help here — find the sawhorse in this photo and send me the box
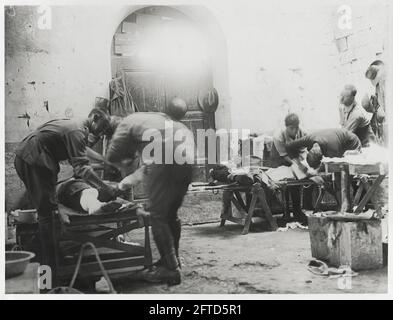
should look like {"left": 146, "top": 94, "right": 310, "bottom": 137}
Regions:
{"left": 220, "top": 183, "right": 278, "bottom": 235}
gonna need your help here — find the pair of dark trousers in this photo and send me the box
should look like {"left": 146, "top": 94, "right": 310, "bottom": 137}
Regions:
{"left": 14, "top": 156, "right": 58, "bottom": 269}
{"left": 146, "top": 164, "right": 192, "bottom": 269}
{"left": 286, "top": 185, "right": 314, "bottom": 223}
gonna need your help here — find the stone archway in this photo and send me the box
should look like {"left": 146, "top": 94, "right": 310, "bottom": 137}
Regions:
{"left": 110, "top": 5, "right": 229, "bottom": 182}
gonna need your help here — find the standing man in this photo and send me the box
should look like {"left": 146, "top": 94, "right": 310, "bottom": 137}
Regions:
{"left": 270, "top": 113, "right": 311, "bottom": 225}
{"left": 106, "top": 98, "right": 193, "bottom": 285}
{"left": 338, "top": 84, "right": 375, "bottom": 147}
{"left": 286, "top": 128, "right": 362, "bottom": 169}
{"left": 365, "top": 60, "right": 387, "bottom": 145}
{"left": 14, "top": 108, "right": 119, "bottom": 271}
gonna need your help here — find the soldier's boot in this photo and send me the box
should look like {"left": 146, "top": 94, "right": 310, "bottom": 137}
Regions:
{"left": 143, "top": 254, "right": 181, "bottom": 286}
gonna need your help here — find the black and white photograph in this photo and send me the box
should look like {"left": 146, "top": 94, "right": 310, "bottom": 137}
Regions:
{"left": 1, "top": 0, "right": 392, "bottom": 299}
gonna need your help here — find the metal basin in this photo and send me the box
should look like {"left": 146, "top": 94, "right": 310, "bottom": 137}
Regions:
{"left": 5, "top": 251, "right": 35, "bottom": 279}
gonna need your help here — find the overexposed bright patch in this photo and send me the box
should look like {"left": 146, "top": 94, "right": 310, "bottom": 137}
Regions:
{"left": 137, "top": 20, "right": 208, "bottom": 74}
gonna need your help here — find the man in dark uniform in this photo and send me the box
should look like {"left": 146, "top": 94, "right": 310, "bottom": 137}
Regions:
{"left": 14, "top": 108, "right": 119, "bottom": 270}
{"left": 286, "top": 128, "right": 362, "bottom": 169}
{"left": 106, "top": 99, "right": 193, "bottom": 285}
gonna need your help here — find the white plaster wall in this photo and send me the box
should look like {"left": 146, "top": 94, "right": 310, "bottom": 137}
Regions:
{"left": 206, "top": 0, "right": 389, "bottom": 133}
{"left": 5, "top": 1, "right": 389, "bottom": 142}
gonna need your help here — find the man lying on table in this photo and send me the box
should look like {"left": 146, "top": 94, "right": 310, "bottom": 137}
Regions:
{"left": 55, "top": 176, "right": 136, "bottom": 215}
{"left": 285, "top": 128, "right": 362, "bottom": 170}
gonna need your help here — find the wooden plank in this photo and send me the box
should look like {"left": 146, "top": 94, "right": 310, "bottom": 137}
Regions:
{"left": 313, "top": 188, "right": 325, "bottom": 213}
{"left": 225, "top": 216, "right": 246, "bottom": 225}
{"left": 340, "top": 165, "right": 350, "bottom": 212}
{"left": 231, "top": 197, "right": 248, "bottom": 217}
{"left": 354, "top": 175, "right": 386, "bottom": 213}
{"left": 94, "top": 221, "right": 140, "bottom": 240}
{"left": 255, "top": 187, "right": 278, "bottom": 231}
{"left": 281, "top": 186, "right": 290, "bottom": 220}
{"left": 348, "top": 163, "right": 382, "bottom": 175}
{"left": 352, "top": 183, "right": 365, "bottom": 207}
{"left": 234, "top": 191, "right": 247, "bottom": 210}
{"left": 324, "top": 162, "right": 345, "bottom": 173}
{"left": 67, "top": 213, "right": 138, "bottom": 226}
{"left": 242, "top": 191, "right": 258, "bottom": 235}
{"left": 62, "top": 250, "right": 139, "bottom": 265}
{"left": 220, "top": 190, "right": 233, "bottom": 221}
{"left": 58, "top": 256, "right": 146, "bottom": 278}
{"left": 63, "top": 232, "right": 146, "bottom": 255}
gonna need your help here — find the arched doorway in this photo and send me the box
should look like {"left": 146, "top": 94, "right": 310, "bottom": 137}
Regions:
{"left": 111, "top": 6, "right": 217, "bottom": 182}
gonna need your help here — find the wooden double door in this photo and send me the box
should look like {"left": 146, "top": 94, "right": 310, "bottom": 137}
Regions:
{"left": 117, "top": 68, "right": 216, "bottom": 184}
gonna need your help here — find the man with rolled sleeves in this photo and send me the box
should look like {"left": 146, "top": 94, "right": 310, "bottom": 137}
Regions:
{"left": 14, "top": 108, "right": 119, "bottom": 271}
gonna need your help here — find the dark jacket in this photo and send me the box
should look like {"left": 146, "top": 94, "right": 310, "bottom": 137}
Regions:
{"left": 286, "top": 128, "right": 361, "bottom": 158}
{"left": 15, "top": 119, "right": 93, "bottom": 179}
{"left": 106, "top": 112, "right": 194, "bottom": 164}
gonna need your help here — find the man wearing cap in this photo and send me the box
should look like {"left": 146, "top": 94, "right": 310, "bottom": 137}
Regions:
{"left": 14, "top": 108, "right": 120, "bottom": 271}
{"left": 270, "top": 113, "right": 311, "bottom": 225}
{"left": 106, "top": 98, "right": 193, "bottom": 285}
{"left": 285, "top": 128, "right": 362, "bottom": 169}
{"left": 338, "top": 84, "right": 375, "bottom": 147}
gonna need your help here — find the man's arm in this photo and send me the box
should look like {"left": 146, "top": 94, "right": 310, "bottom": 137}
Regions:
{"left": 106, "top": 120, "right": 135, "bottom": 164}
{"left": 86, "top": 147, "right": 120, "bottom": 170}
{"left": 345, "top": 110, "right": 371, "bottom": 132}
{"left": 64, "top": 130, "right": 119, "bottom": 199}
{"left": 273, "top": 134, "right": 294, "bottom": 166}
{"left": 118, "top": 165, "right": 146, "bottom": 191}
{"left": 338, "top": 106, "right": 345, "bottom": 127}
{"left": 344, "top": 131, "right": 362, "bottom": 153}
{"left": 285, "top": 136, "right": 312, "bottom": 155}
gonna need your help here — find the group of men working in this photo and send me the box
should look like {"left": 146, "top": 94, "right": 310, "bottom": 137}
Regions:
{"left": 269, "top": 60, "right": 387, "bottom": 225}
{"left": 15, "top": 98, "right": 191, "bottom": 286}
{"left": 14, "top": 59, "right": 386, "bottom": 287}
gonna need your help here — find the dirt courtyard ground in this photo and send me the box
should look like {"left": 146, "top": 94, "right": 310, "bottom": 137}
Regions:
{"left": 112, "top": 221, "right": 387, "bottom": 295}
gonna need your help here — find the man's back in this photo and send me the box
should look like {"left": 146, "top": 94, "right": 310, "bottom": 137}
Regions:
{"left": 309, "top": 128, "right": 361, "bottom": 157}
{"left": 107, "top": 112, "right": 194, "bottom": 164}
{"left": 286, "top": 128, "right": 361, "bottom": 158}
{"left": 15, "top": 119, "right": 88, "bottom": 171}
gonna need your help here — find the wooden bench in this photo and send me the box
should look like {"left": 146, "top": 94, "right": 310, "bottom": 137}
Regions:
{"left": 219, "top": 179, "right": 330, "bottom": 235}
{"left": 220, "top": 183, "right": 278, "bottom": 235}
{"left": 323, "top": 161, "right": 388, "bottom": 215}
{"left": 54, "top": 204, "right": 153, "bottom": 283}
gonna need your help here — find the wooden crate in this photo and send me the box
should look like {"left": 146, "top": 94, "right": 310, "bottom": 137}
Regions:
{"left": 308, "top": 216, "right": 383, "bottom": 270}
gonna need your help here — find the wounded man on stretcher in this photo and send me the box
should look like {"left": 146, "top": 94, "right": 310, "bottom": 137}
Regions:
{"left": 56, "top": 165, "right": 146, "bottom": 215}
